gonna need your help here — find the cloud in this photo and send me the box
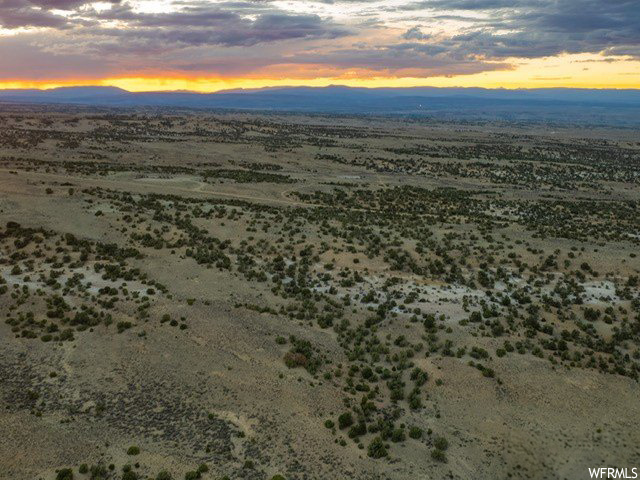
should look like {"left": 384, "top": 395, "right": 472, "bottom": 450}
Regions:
{"left": 94, "top": 10, "right": 351, "bottom": 47}
{"left": 0, "top": 0, "right": 638, "bottom": 83}
{"left": 402, "top": 26, "right": 431, "bottom": 40}
{"left": 406, "top": 0, "right": 640, "bottom": 59}
{"left": 410, "top": 0, "right": 528, "bottom": 10}
{"left": 0, "top": 32, "right": 113, "bottom": 78}
{"left": 0, "top": 0, "right": 120, "bottom": 29}
{"left": 71, "top": 2, "right": 352, "bottom": 49}
{"left": 0, "top": 9, "right": 69, "bottom": 29}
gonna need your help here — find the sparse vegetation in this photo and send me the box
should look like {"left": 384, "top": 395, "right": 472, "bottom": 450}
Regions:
{"left": 0, "top": 107, "right": 638, "bottom": 480}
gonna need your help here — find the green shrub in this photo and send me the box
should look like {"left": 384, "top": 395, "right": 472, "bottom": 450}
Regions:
{"left": 367, "top": 437, "right": 388, "bottom": 458}
{"left": 431, "top": 448, "right": 447, "bottom": 462}
{"left": 348, "top": 422, "right": 367, "bottom": 438}
{"left": 90, "top": 464, "right": 107, "bottom": 478}
{"left": 56, "top": 469, "right": 73, "bottom": 480}
{"left": 434, "top": 436, "right": 449, "bottom": 450}
{"left": 391, "top": 428, "right": 405, "bottom": 442}
{"left": 338, "top": 412, "right": 353, "bottom": 429}
{"left": 126, "top": 445, "right": 140, "bottom": 455}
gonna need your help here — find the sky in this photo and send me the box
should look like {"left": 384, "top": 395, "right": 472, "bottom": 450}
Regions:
{"left": 0, "top": 0, "right": 638, "bottom": 92}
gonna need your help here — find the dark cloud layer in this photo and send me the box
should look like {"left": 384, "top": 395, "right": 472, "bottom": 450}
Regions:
{"left": 408, "top": 0, "right": 640, "bottom": 59}
{"left": 0, "top": 0, "right": 638, "bottom": 81}
{"left": 0, "top": 0, "right": 120, "bottom": 29}
{"left": 86, "top": 3, "right": 351, "bottom": 47}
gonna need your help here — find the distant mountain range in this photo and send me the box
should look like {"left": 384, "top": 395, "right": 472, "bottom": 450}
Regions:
{"left": 1, "top": 85, "right": 640, "bottom": 125}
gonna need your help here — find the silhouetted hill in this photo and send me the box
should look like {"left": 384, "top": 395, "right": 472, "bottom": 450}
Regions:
{"left": 1, "top": 85, "right": 639, "bottom": 125}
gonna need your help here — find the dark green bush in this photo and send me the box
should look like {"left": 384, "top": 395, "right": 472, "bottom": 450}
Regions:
{"left": 367, "top": 437, "right": 388, "bottom": 458}
{"left": 338, "top": 412, "right": 354, "bottom": 429}
{"left": 56, "top": 468, "right": 73, "bottom": 480}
